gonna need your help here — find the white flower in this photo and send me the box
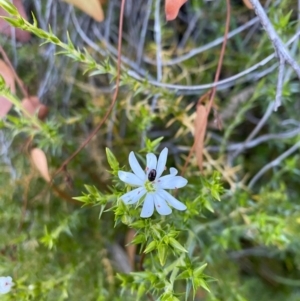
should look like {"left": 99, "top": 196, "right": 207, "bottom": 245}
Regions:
{"left": 118, "top": 147, "right": 188, "bottom": 218}
{"left": 0, "top": 276, "right": 13, "bottom": 294}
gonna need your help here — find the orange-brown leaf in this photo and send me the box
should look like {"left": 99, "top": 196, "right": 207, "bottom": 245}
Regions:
{"left": 242, "top": 0, "right": 253, "bottom": 9}
{"left": 165, "top": 0, "right": 187, "bottom": 21}
{"left": 0, "top": 0, "right": 31, "bottom": 42}
{"left": 62, "top": 0, "right": 104, "bottom": 22}
{"left": 21, "top": 96, "right": 49, "bottom": 120}
{"left": 30, "top": 148, "right": 51, "bottom": 182}
{"left": 0, "top": 59, "right": 15, "bottom": 117}
{"left": 194, "top": 105, "right": 208, "bottom": 172}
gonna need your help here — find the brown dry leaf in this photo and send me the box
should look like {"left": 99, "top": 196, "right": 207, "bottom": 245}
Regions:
{"left": 165, "top": 0, "right": 187, "bottom": 21}
{"left": 30, "top": 148, "right": 51, "bottom": 183}
{"left": 0, "top": 0, "right": 31, "bottom": 42}
{"left": 125, "top": 229, "right": 136, "bottom": 270}
{"left": 194, "top": 104, "right": 207, "bottom": 172}
{"left": 0, "top": 59, "right": 15, "bottom": 117}
{"left": 242, "top": 0, "right": 254, "bottom": 9}
{"left": 62, "top": 0, "right": 104, "bottom": 22}
{"left": 22, "top": 96, "right": 49, "bottom": 120}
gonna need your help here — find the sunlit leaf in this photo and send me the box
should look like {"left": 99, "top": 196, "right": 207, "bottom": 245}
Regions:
{"left": 30, "top": 148, "right": 51, "bottom": 183}
{"left": 62, "top": 0, "right": 104, "bottom": 22}
{"left": 165, "top": 0, "right": 187, "bottom": 21}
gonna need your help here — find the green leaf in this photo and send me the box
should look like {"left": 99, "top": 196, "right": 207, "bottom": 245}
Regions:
{"left": 157, "top": 244, "right": 168, "bottom": 266}
{"left": 194, "top": 263, "right": 207, "bottom": 277}
{"left": 198, "top": 279, "right": 210, "bottom": 292}
{"left": 72, "top": 196, "right": 87, "bottom": 203}
{"left": 1, "top": 16, "right": 21, "bottom": 27}
{"left": 106, "top": 147, "right": 119, "bottom": 171}
{"left": 211, "top": 189, "right": 220, "bottom": 202}
{"left": 98, "top": 204, "right": 106, "bottom": 219}
{"left": 177, "top": 270, "right": 192, "bottom": 280}
{"left": 169, "top": 237, "right": 188, "bottom": 253}
{"left": 0, "top": 0, "right": 18, "bottom": 15}
{"left": 203, "top": 198, "right": 214, "bottom": 213}
{"left": 49, "top": 35, "right": 60, "bottom": 44}
{"left": 144, "top": 241, "right": 157, "bottom": 253}
{"left": 34, "top": 29, "right": 50, "bottom": 39}
{"left": 131, "top": 234, "right": 146, "bottom": 245}
{"left": 161, "top": 291, "right": 180, "bottom": 301}
{"left": 279, "top": 10, "right": 293, "bottom": 28}
{"left": 137, "top": 284, "right": 146, "bottom": 300}
{"left": 85, "top": 185, "right": 98, "bottom": 195}
{"left": 89, "top": 69, "right": 107, "bottom": 77}
{"left": 66, "top": 31, "right": 75, "bottom": 49}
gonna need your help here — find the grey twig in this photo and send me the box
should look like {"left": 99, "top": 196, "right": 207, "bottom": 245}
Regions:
{"left": 209, "top": 127, "right": 300, "bottom": 152}
{"left": 71, "top": 11, "right": 106, "bottom": 56}
{"left": 154, "top": 0, "right": 162, "bottom": 82}
{"left": 141, "top": 0, "right": 161, "bottom": 148}
{"left": 231, "top": 101, "right": 275, "bottom": 159}
{"left": 249, "top": 0, "right": 300, "bottom": 110}
{"left": 248, "top": 140, "right": 300, "bottom": 189}
{"left": 249, "top": 0, "right": 300, "bottom": 77}
{"left": 178, "top": 10, "right": 202, "bottom": 49}
{"left": 127, "top": 30, "right": 300, "bottom": 94}
{"left": 274, "top": 56, "right": 285, "bottom": 111}
{"left": 136, "top": 0, "right": 153, "bottom": 65}
{"left": 144, "top": 17, "right": 259, "bottom": 66}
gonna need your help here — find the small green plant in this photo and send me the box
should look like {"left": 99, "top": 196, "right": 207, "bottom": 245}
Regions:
{"left": 74, "top": 144, "right": 222, "bottom": 300}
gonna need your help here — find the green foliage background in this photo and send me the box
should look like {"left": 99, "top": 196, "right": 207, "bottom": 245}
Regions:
{"left": 1, "top": 0, "right": 300, "bottom": 300}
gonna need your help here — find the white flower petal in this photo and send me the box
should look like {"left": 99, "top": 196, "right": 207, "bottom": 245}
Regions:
{"left": 119, "top": 187, "right": 146, "bottom": 204}
{"left": 169, "top": 167, "right": 178, "bottom": 175}
{"left": 146, "top": 153, "right": 157, "bottom": 174}
{"left": 0, "top": 276, "right": 13, "bottom": 294}
{"left": 159, "top": 175, "right": 188, "bottom": 189}
{"left": 156, "top": 147, "right": 168, "bottom": 178}
{"left": 118, "top": 171, "right": 144, "bottom": 186}
{"left": 140, "top": 193, "right": 155, "bottom": 218}
{"left": 154, "top": 174, "right": 173, "bottom": 189}
{"left": 158, "top": 189, "right": 187, "bottom": 211}
{"left": 129, "top": 152, "right": 146, "bottom": 180}
{"left": 154, "top": 193, "right": 172, "bottom": 215}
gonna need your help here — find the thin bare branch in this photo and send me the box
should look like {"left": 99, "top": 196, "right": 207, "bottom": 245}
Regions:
{"left": 249, "top": 0, "right": 300, "bottom": 109}
{"left": 144, "top": 17, "right": 259, "bottom": 66}
{"left": 154, "top": 0, "right": 162, "bottom": 82}
{"left": 248, "top": 140, "right": 300, "bottom": 189}
{"left": 128, "top": 31, "right": 300, "bottom": 94}
{"left": 274, "top": 56, "right": 285, "bottom": 111}
{"left": 136, "top": 0, "right": 153, "bottom": 65}
{"left": 231, "top": 101, "right": 275, "bottom": 159}
{"left": 209, "top": 127, "right": 300, "bottom": 152}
